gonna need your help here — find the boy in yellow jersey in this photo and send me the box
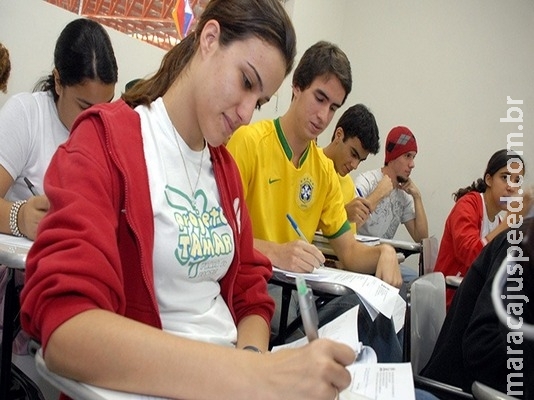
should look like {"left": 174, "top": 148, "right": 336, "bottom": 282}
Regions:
{"left": 227, "top": 42, "right": 404, "bottom": 361}
{"left": 227, "top": 41, "right": 401, "bottom": 287}
{"left": 322, "top": 104, "right": 379, "bottom": 233}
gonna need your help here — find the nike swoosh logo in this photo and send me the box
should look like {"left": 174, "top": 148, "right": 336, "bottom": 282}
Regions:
{"left": 268, "top": 178, "right": 281, "bottom": 184}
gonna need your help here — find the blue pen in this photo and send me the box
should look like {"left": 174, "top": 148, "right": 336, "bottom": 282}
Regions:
{"left": 286, "top": 213, "right": 324, "bottom": 268}
{"left": 286, "top": 213, "right": 307, "bottom": 241}
{"left": 356, "top": 187, "right": 364, "bottom": 198}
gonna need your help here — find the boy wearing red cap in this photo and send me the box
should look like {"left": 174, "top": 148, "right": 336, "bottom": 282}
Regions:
{"left": 354, "top": 126, "right": 428, "bottom": 242}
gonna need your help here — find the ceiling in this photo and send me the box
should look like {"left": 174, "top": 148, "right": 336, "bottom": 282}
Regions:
{"left": 45, "top": 0, "right": 180, "bottom": 50}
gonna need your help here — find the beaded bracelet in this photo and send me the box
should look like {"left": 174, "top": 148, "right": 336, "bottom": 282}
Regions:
{"left": 9, "top": 200, "right": 27, "bottom": 237}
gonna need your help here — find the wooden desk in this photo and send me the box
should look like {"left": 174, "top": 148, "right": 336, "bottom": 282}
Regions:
{"left": 0, "top": 234, "right": 32, "bottom": 399}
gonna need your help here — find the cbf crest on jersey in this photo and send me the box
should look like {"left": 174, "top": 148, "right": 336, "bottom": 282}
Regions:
{"left": 296, "top": 174, "right": 315, "bottom": 209}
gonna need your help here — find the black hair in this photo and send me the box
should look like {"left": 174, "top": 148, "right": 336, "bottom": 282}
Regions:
{"left": 453, "top": 149, "right": 525, "bottom": 201}
{"left": 34, "top": 18, "right": 118, "bottom": 101}
{"left": 333, "top": 104, "right": 379, "bottom": 154}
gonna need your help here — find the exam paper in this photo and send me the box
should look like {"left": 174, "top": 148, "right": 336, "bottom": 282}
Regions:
{"left": 271, "top": 306, "right": 361, "bottom": 353}
{"left": 272, "top": 306, "right": 414, "bottom": 400}
{"left": 345, "top": 363, "right": 415, "bottom": 400}
{"left": 276, "top": 265, "right": 405, "bottom": 328}
{"left": 355, "top": 235, "right": 381, "bottom": 246}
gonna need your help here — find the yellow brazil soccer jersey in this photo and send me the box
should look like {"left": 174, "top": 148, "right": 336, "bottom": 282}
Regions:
{"left": 227, "top": 118, "right": 350, "bottom": 244}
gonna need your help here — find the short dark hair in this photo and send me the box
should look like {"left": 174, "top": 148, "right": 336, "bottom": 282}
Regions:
{"left": 292, "top": 41, "right": 352, "bottom": 105}
{"left": 333, "top": 104, "right": 379, "bottom": 154}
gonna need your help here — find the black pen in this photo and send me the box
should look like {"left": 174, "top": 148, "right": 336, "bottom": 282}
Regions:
{"left": 24, "top": 177, "right": 40, "bottom": 196}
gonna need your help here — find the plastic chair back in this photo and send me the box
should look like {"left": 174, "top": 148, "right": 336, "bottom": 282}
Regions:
{"left": 419, "top": 236, "right": 439, "bottom": 275}
{"left": 409, "top": 272, "right": 446, "bottom": 374}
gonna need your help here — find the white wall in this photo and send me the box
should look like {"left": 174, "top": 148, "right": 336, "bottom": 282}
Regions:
{"left": 254, "top": 0, "right": 350, "bottom": 122}
{"left": 273, "top": 0, "right": 534, "bottom": 252}
{"left": 339, "top": 0, "right": 534, "bottom": 245}
{"left": 1, "top": 0, "right": 532, "bottom": 251}
{"left": 0, "top": 0, "right": 166, "bottom": 105}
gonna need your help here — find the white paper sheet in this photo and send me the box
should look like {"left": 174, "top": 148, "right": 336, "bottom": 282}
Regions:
{"left": 271, "top": 306, "right": 361, "bottom": 353}
{"left": 272, "top": 305, "right": 414, "bottom": 400}
{"left": 345, "top": 363, "right": 415, "bottom": 400}
{"left": 274, "top": 266, "right": 404, "bottom": 328}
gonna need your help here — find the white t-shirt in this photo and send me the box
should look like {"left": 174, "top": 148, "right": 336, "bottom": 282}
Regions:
{"left": 354, "top": 168, "right": 415, "bottom": 239}
{"left": 480, "top": 192, "right": 502, "bottom": 243}
{"left": 0, "top": 91, "right": 68, "bottom": 200}
{"left": 136, "top": 98, "right": 237, "bottom": 347}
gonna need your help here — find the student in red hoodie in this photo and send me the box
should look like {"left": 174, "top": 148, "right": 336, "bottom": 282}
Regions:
{"left": 21, "top": 1, "right": 355, "bottom": 399}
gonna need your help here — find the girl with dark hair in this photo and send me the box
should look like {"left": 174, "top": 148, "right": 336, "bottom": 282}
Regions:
{"left": 0, "top": 18, "right": 117, "bottom": 239}
{"left": 21, "top": 1, "right": 354, "bottom": 398}
{"left": 434, "top": 149, "right": 527, "bottom": 307}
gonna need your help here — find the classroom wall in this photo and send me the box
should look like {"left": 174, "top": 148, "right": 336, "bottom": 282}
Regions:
{"left": 338, "top": 0, "right": 534, "bottom": 247}
{"left": 1, "top": 0, "right": 532, "bottom": 253}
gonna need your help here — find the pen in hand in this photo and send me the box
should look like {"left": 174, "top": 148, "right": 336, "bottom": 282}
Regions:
{"left": 296, "top": 275, "right": 319, "bottom": 342}
{"left": 286, "top": 213, "right": 324, "bottom": 268}
{"left": 24, "top": 177, "right": 40, "bottom": 196}
{"left": 356, "top": 187, "right": 371, "bottom": 215}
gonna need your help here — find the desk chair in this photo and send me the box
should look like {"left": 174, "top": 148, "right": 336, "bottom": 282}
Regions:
{"left": 471, "top": 381, "right": 519, "bottom": 400}
{"left": 445, "top": 275, "right": 464, "bottom": 289}
{"left": 471, "top": 381, "right": 517, "bottom": 400}
{"left": 268, "top": 269, "right": 353, "bottom": 347}
{"left": 418, "top": 236, "right": 439, "bottom": 276}
{"left": 403, "top": 272, "right": 446, "bottom": 374}
{"left": 418, "top": 236, "right": 463, "bottom": 294}
{"left": 0, "top": 235, "right": 47, "bottom": 399}
{"left": 35, "top": 349, "right": 106, "bottom": 400}
{"left": 403, "top": 272, "right": 474, "bottom": 400}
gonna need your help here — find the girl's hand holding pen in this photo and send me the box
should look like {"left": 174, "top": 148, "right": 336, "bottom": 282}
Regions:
{"left": 17, "top": 195, "right": 49, "bottom": 240}
{"left": 14, "top": 176, "right": 49, "bottom": 239}
{"left": 262, "top": 340, "right": 355, "bottom": 400}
